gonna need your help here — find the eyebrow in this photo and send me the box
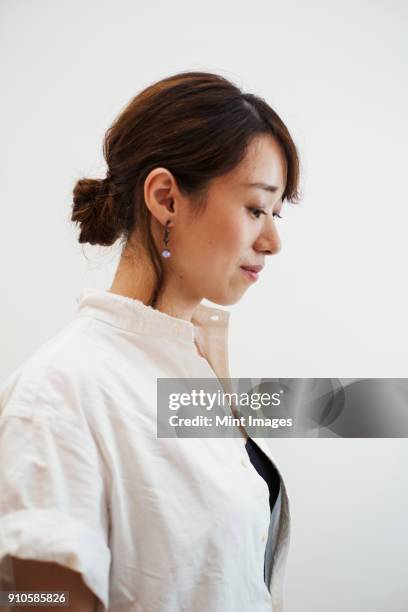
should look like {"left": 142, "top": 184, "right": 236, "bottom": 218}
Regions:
{"left": 243, "top": 181, "right": 280, "bottom": 193}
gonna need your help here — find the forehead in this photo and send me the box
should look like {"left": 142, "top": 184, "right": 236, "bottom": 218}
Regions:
{"left": 221, "top": 135, "right": 287, "bottom": 195}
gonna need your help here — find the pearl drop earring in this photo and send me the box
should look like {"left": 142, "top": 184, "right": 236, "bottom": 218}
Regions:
{"left": 161, "top": 220, "right": 171, "bottom": 258}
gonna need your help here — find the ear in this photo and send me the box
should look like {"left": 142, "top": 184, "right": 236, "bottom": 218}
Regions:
{"left": 144, "top": 167, "right": 178, "bottom": 227}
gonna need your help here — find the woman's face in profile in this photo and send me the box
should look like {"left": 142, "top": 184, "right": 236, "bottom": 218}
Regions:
{"left": 171, "top": 134, "right": 287, "bottom": 306}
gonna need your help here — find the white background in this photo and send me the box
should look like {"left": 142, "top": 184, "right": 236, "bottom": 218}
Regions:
{"left": 1, "top": 0, "right": 407, "bottom": 610}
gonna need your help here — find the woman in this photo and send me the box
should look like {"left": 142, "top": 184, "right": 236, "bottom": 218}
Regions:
{"left": 0, "top": 71, "right": 301, "bottom": 611}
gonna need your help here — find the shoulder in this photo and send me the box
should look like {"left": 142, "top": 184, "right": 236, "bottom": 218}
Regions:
{"left": 0, "top": 317, "right": 110, "bottom": 427}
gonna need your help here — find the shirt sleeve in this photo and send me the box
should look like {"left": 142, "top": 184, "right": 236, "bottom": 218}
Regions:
{"left": 0, "top": 404, "right": 111, "bottom": 610}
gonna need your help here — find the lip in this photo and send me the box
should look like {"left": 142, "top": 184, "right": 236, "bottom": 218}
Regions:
{"left": 240, "top": 265, "right": 263, "bottom": 273}
{"left": 240, "top": 265, "right": 262, "bottom": 282}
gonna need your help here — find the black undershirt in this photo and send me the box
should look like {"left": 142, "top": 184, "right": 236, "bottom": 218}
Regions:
{"left": 244, "top": 437, "right": 281, "bottom": 589}
{"left": 244, "top": 437, "right": 280, "bottom": 514}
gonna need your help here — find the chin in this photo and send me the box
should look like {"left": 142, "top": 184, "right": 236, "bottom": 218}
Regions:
{"left": 205, "top": 288, "right": 246, "bottom": 307}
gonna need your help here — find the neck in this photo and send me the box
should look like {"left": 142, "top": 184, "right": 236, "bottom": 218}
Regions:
{"left": 109, "top": 245, "right": 201, "bottom": 323}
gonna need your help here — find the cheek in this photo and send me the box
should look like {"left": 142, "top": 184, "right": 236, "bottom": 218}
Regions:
{"left": 180, "top": 213, "right": 249, "bottom": 270}
{"left": 206, "top": 224, "right": 244, "bottom": 266}
{"left": 217, "top": 210, "right": 247, "bottom": 238}
{"left": 221, "top": 218, "right": 250, "bottom": 254}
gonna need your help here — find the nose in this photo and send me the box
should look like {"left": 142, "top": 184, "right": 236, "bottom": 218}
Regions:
{"left": 253, "top": 214, "right": 282, "bottom": 255}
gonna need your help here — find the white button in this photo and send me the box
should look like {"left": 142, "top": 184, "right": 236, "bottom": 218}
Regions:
{"left": 240, "top": 457, "right": 247, "bottom": 467}
{"left": 261, "top": 532, "right": 267, "bottom": 542}
{"left": 210, "top": 314, "right": 219, "bottom": 321}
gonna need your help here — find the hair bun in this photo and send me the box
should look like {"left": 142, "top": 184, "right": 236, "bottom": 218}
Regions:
{"left": 71, "top": 177, "right": 121, "bottom": 246}
{"left": 74, "top": 177, "right": 105, "bottom": 204}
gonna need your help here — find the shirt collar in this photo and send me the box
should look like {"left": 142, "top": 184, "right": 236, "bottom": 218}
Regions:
{"left": 75, "top": 287, "right": 231, "bottom": 345}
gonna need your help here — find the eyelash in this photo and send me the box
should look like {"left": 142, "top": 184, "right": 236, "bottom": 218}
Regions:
{"left": 248, "top": 207, "right": 283, "bottom": 220}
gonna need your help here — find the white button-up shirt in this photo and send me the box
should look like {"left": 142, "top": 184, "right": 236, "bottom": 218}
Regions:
{"left": 0, "top": 288, "right": 291, "bottom": 611}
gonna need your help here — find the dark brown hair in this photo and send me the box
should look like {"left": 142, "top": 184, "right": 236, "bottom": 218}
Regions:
{"left": 71, "top": 71, "right": 302, "bottom": 306}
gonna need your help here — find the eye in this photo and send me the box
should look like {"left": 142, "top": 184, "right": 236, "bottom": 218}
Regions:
{"left": 248, "top": 207, "right": 283, "bottom": 220}
{"left": 248, "top": 207, "right": 267, "bottom": 219}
